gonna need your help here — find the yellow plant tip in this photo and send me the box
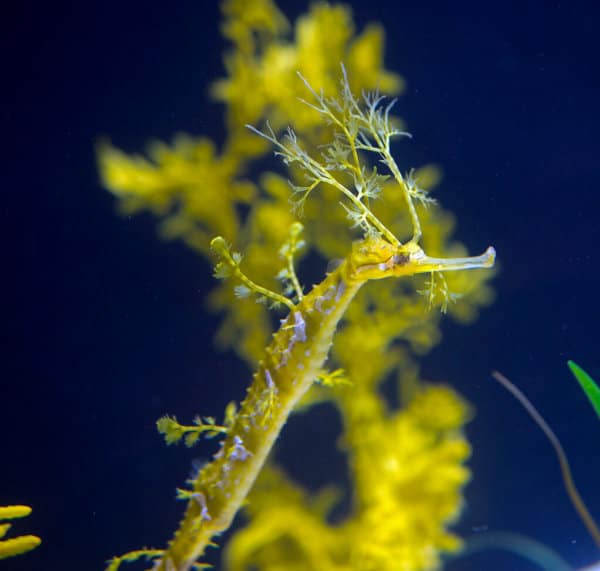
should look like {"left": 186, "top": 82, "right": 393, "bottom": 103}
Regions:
{"left": 209, "top": 236, "right": 230, "bottom": 257}
{"left": 277, "top": 221, "right": 306, "bottom": 301}
{"left": 0, "top": 505, "right": 32, "bottom": 520}
{"left": 0, "top": 534, "right": 42, "bottom": 560}
{"left": 211, "top": 230, "right": 297, "bottom": 311}
{"left": 156, "top": 414, "right": 228, "bottom": 447}
{"left": 105, "top": 548, "right": 165, "bottom": 571}
{"left": 289, "top": 220, "right": 303, "bottom": 235}
{"left": 316, "top": 368, "right": 351, "bottom": 387}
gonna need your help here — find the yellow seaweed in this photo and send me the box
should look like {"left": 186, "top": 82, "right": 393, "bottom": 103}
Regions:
{"left": 0, "top": 505, "right": 41, "bottom": 561}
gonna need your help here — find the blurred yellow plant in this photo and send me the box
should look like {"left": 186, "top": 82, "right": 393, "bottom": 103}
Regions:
{"left": 0, "top": 505, "right": 41, "bottom": 560}
{"left": 224, "top": 385, "right": 471, "bottom": 571}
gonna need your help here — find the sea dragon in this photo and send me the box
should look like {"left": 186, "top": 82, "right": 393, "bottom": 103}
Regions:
{"left": 107, "top": 70, "right": 496, "bottom": 571}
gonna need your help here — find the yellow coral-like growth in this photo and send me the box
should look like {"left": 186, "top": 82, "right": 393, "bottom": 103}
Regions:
{"left": 97, "top": 136, "right": 256, "bottom": 257}
{"left": 343, "top": 385, "right": 471, "bottom": 571}
{"left": 213, "top": 2, "right": 403, "bottom": 134}
{"left": 223, "top": 385, "right": 471, "bottom": 571}
{"left": 0, "top": 505, "right": 41, "bottom": 560}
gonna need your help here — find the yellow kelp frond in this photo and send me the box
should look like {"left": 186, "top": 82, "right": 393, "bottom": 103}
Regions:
{"left": 293, "top": 3, "right": 354, "bottom": 100}
{"left": 105, "top": 549, "right": 166, "bottom": 571}
{"left": 222, "top": 386, "right": 471, "bottom": 571}
{"left": 213, "top": 2, "right": 402, "bottom": 134}
{"left": 97, "top": 136, "right": 256, "bottom": 256}
{"left": 0, "top": 505, "right": 32, "bottom": 520}
{"left": 223, "top": 465, "right": 344, "bottom": 571}
{"left": 0, "top": 505, "right": 41, "bottom": 560}
{"left": 220, "top": 0, "right": 289, "bottom": 52}
{"left": 343, "top": 385, "right": 472, "bottom": 571}
{"left": 347, "top": 23, "right": 404, "bottom": 96}
{"left": 0, "top": 535, "right": 42, "bottom": 561}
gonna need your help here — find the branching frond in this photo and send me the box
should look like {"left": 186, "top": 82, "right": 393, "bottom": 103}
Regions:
{"left": 210, "top": 236, "right": 296, "bottom": 312}
{"left": 105, "top": 549, "right": 165, "bottom": 571}
{"left": 315, "top": 368, "right": 352, "bottom": 387}
{"left": 405, "top": 168, "right": 436, "bottom": 207}
{"left": 156, "top": 414, "right": 228, "bottom": 447}
{"left": 277, "top": 221, "right": 305, "bottom": 302}
{"left": 246, "top": 97, "right": 400, "bottom": 244}
{"left": 246, "top": 66, "right": 431, "bottom": 246}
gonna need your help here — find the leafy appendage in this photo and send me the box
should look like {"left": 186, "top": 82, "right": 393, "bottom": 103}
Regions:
{"left": 0, "top": 506, "right": 41, "bottom": 561}
{"left": 105, "top": 550, "right": 165, "bottom": 571}
{"left": 276, "top": 221, "right": 305, "bottom": 302}
{"left": 211, "top": 236, "right": 296, "bottom": 311}
{"left": 315, "top": 368, "right": 351, "bottom": 387}
{"left": 568, "top": 360, "right": 600, "bottom": 420}
{"left": 418, "top": 271, "right": 462, "bottom": 313}
{"left": 157, "top": 415, "right": 229, "bottom": 447}
{"left": 247, "top": 67, "right": 434, "bottom": 250}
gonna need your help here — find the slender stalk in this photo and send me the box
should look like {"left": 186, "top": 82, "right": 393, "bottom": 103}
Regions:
{"left": 491, "top": 371, "right": 600, "bottom": 547}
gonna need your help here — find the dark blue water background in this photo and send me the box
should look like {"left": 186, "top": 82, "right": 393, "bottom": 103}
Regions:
{"left": 3, "top": 1, "right": 599, "bottom": 570}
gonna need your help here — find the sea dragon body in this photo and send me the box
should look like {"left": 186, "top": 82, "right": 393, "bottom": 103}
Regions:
{"left": 159, "top": 237, "right": 495, "bottom": 571}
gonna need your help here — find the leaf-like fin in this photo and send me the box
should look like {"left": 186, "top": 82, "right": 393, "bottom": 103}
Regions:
{"left": 567, "top": 360, "right": 600, "bottom": 420}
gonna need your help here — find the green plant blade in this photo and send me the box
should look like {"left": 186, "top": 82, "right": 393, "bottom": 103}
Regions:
{"left": 568, "top": 360, "right": 600, "bottom": 420}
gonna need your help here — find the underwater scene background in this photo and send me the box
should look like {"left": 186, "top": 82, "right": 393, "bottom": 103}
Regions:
{"left": 3, "top": 1, "right": 600, "bottom": 570}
